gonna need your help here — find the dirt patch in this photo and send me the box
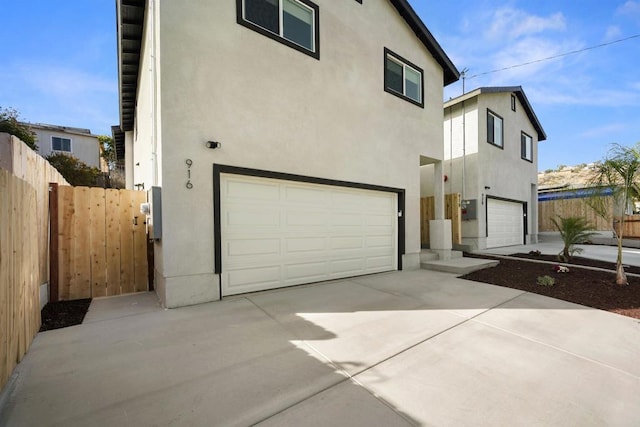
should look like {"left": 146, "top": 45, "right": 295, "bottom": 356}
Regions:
{"left": 40, "top": 299, "right": 92, "bottom": 332}
{"left": 462, "top": 254, "right": 640, "bottom": 319}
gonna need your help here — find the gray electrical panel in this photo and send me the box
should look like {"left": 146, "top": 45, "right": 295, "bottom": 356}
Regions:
{"left": 148, "top": 186, "right": 162, "bottom": 240}
{"left": 461, "top": 199, "right": 477, "bottom": 220}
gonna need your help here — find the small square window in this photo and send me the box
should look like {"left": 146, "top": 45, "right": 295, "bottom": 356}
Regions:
{"left": 238, "top": 0, "right": 319, "bottom": 59}
{"left": 521, "top": 132, "right": 533, "bottom": 162}
{"left": 52, "top": 136, "right": 71, "bottom": 152}
{"left": 384, "top": 48, "right": 424, "bottom": 107}
{"left": 487, "top": 110, "right": 503, "bottom": 148}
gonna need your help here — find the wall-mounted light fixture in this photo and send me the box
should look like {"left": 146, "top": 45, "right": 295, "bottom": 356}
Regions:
{"left": 484, "top": 186, "right": 491, "bottom": 190}
{"left": 206, "top": 141, "right": 222, "bottom": 149}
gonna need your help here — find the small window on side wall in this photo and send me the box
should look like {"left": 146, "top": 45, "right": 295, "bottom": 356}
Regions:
{"left": 521, "top": 132, "right": 533, "bottom": 162}
{"left": 238, "top": 0, "right": 319, "bottom": 59}
{"left": 511, "top": 94, "right": 516, "bottom": 111}
{"left": 384, "top": 48, "right": 424, "bottom": 107}
{"left": 487, "top": 110, "right": 503, "bottom": 148}
{"left": 52, "top": 136, "right": 71, "bottom": 152}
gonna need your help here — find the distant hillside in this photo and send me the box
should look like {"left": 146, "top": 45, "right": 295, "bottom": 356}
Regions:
{"left": 538, "top": 164, "right": 599, "bottom": 189}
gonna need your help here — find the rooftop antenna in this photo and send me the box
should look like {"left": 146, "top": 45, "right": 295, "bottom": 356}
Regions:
{"left": 460, "top": 67, "right": 469, "bottom": 95}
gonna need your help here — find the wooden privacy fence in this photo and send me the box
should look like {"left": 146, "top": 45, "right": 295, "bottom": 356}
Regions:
{"left": 538, "top": 197, "right": 612, "bottom": 232}
{"left": 51, "top": 185, "right": 148, "bottom": 300}
{"left": 0, "top": 170, "right": 41, "bottom": 389}
{"left": 614, "top": 215, "right": 640, "bottom": 238}
{"left": 420, "top": 193, "right": 462, "bottom": 245}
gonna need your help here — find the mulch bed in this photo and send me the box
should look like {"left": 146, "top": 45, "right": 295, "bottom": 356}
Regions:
{"left": 462, "top": 253, "right": 640, "bottom": 319}
{"left": 39, "top": 299, "right": 92, "bottom": 331}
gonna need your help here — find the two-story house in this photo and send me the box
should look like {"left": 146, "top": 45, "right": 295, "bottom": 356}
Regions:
{"left": 115, "top": 0, "right": 459, "bottom": 308}
{"left": 30, "top": 123, "right": 106, "bottom": 170}
{"left": 422, "top": 86, "right": 546, "bottom": 250}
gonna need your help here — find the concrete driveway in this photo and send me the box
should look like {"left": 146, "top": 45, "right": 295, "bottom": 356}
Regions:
{"left": 1, "top": 270, "right": 639, "bottom": 426}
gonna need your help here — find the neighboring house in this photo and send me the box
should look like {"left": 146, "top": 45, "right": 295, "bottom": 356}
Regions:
{"left": 114, "top": 0, "right": 459, "bottom": 308}
{"left": 421, "top": 86, "right": 546, "bottom": 250}
{"left": 29, "top": 123, "right": 106, "bottom": 171}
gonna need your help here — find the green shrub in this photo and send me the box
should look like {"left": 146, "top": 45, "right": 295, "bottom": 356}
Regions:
{"left": 537, "top": 275, "right": 555, "bottom": 286}
{"left": 550, "top": 216, "right": 597, "bottom": 262}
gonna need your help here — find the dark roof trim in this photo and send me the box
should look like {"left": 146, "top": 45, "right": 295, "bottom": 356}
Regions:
{"left": 445, "top": 86, "right": 547, "bottom": 142}
{"left": 116, "top": 0, "right": 145, "bottom": 132}
{"left": 111, "top": 125, "right": 125, "bottom": 161}
{"left": 388, "top": 0, "right": 459, "bottom": 86}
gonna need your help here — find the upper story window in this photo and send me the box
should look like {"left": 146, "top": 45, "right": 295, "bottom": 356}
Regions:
{"left": 384, "top": 48, "right": 423, "bottom": 107}
{"left": 238, "top": 0, "right": 319, "bottom": 59}
{"left": 487, "top": 110, "right": 503, "bottom": 148}
{"left": 52, "top": 136, "right": 71, "bottom": 152}
{"left": 511, "top": 94, "right": 516, "bottom": 111}
{"left": 521, "top": 132, "right": 533, "bottom": 162}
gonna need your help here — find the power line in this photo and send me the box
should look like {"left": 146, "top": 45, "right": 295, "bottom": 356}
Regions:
{"left": 467, "top": 33, "right": 640, "bottom": 80}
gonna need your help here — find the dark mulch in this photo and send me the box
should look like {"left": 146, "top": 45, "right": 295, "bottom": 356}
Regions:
{"left": 508, "top": 252, "right": 640, "bottom": 275}
{"left": 462, "top": 253, "right": 640, "bottom": 319}
{"left": 39, "top": 299, "right": 92, "bottom": 331}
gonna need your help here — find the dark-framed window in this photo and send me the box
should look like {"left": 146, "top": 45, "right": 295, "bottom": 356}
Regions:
{"left": 237, "top": 0, "right": 320, "bottom": 59}
{"left": 511, "top": 93, "right": 516, "bottom": 111}
{"left": 51, "top": 136, "right": 72, "bottom": 152}
{"left": 487, "top": 109, "right": 503, "bottom": 148}
{"left": 521, "top": 132, "right": 533, "bottom": 162}
{"left": 384, "top": 48, "right": 424, "bottom": 107}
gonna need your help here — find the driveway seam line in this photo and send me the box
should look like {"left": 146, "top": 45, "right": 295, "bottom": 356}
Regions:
{"left": 471, "top": 294, "right": 640, "bottom": 380}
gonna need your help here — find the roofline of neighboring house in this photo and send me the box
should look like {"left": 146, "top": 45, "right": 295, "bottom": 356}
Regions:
{"left": 23, "top": 122, "right": 96, "bottom": 138}
{"left": 114, "top": 0, "right": 459, "bottom": 136}
{"left": 444, "top": 86, "right": 547, "bottom": 142}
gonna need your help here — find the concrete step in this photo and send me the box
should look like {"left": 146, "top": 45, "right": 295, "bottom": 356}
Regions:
{"left": 420, "top": 250, "right": 463, "bottom": 263}
{"left": 421, "top": 257, "right": 499, "bottom": 275}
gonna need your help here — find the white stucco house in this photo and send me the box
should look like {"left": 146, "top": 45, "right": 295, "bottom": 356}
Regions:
{"left": 30, "top": 123, "right": 105, "bottom": 170}
{"left": 421, "top": 86, "right": 546, "bottom": 250}
{"left": 115, "top": 0, "right": 459, "bottom": 308}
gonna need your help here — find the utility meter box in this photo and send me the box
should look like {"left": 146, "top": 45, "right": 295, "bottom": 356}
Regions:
{"left": 461, "top": 199, "right": 477, "bottom": 220}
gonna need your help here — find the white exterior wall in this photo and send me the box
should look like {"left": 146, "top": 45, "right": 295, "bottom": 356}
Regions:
{"left": 34, "top": 128, "right": 101, "bottom": 168}
{"left": 130, "top": 0, "right": 447, "bottom": 307}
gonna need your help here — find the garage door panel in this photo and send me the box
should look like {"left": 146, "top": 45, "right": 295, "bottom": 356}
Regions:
{"left": 227, "top": 239, "right": 281, "bottom": 256}
{"left": 221, "top": 174, "right": 398, "bottom": 296}
{"left": 285, "top": 237, "right": 326, "bottom": 253}
{"left": 226, "top": 209, "right": 280, "bottom": 227}
{"left": 330, "top": 237, "right": 364, "bottom": 250}
{"left": 226, "top": 180, "right": 280, "bottom": 201}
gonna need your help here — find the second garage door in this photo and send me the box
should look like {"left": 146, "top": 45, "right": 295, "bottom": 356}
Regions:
{"left": 486, "top": 198, "right": 524, "bottom": 248}
{"left": 219, "top": 174, "right": 398, "bottom": 296}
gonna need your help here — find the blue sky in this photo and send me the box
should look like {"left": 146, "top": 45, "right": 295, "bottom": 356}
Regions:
{"left": 1, "top": 1, "right": 639, "bottom": 172}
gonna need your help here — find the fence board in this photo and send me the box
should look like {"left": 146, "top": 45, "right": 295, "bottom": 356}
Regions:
{"left": 119, "top": 191, "right": 135, "bottom": 294}
{"left": 105, "top": 190, "right": 121, "bottom": 296}
{"left": 420, "top": 194, "right": 461, "bottom": 245}
{"left": 58, "top": 186, "right": 75, "bottom": 300}
{"left": 71, "top": 187, "right": 92, "bottom": 299}
{"left": 90, "top": 188, "right": 107, "bottom": 297}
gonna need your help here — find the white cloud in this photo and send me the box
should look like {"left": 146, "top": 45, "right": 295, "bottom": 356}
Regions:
{"left": 486, "top": 7, "right": 566, "bottom": 40}
{"left": 617, "top": 1, "right": 640, "bottom": 17}
{"left": 604, "top": 25, "right": 623, "bottom": 41}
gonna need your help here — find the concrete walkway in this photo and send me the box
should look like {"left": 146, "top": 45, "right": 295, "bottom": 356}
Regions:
{"left": 479, "top": 232, "right": 640, "bottom": 267}
{"left": 1, "top": 270, "right": 639, "bottom": 426}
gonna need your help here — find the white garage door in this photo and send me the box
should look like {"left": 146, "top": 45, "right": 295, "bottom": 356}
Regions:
{"left": 220, "top": 174, "right": 398, "bottom": 296}
{"left": 486, "top": 198, "right": 524, "bottom": 248}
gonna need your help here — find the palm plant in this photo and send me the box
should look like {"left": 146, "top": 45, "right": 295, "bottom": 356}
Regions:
{"left": 587, "top": 142, "right": 640, "bottom": 285}
{"left": 550, "top": 216, "right": 597, "bottom": 263}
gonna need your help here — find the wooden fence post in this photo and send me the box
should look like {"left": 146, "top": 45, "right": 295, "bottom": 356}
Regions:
{"left": 49, "top": 183, "right": 59, "bottom": 302}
